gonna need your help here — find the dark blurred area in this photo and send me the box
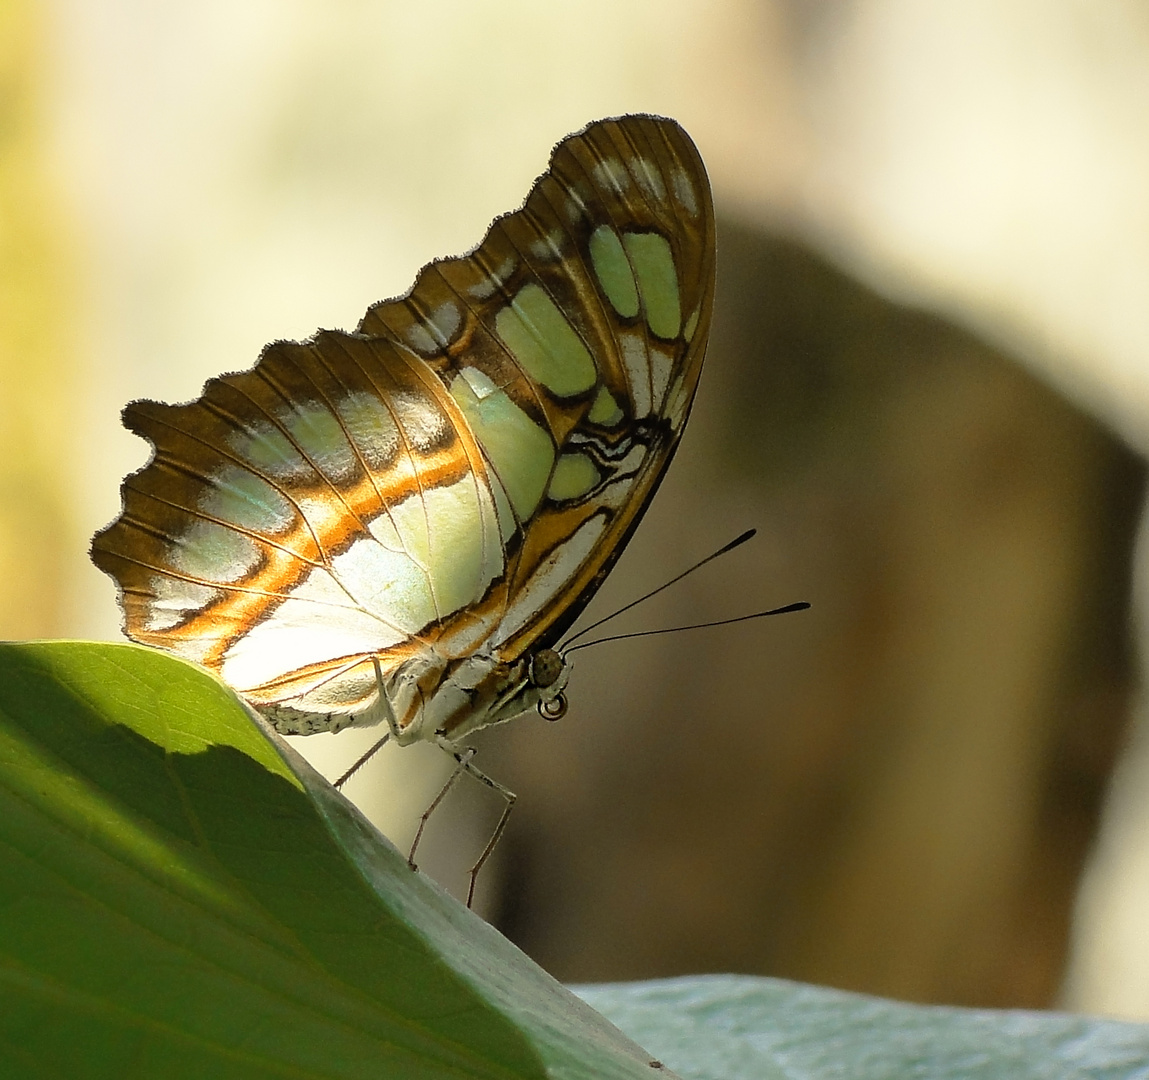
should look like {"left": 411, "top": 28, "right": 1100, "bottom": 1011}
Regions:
{"left": 442, "top": 216, "right": 1147, "bottom": 1009}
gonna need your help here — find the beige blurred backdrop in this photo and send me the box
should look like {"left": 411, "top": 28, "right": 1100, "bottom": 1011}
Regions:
{"left": 7, "top": 0, "right": 1149, "bottom": 1016}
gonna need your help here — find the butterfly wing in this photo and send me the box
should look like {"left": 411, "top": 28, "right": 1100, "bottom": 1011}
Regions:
{"left": 91, "top": 114, "right": 714, "bottom": 728}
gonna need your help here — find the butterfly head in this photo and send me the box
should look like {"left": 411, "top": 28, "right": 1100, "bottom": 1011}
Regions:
{"left": 479, "top": 646, "right": 571, "bottom": 729}
{"left": 529, "top": 649, "right": 569, "bottom": 721}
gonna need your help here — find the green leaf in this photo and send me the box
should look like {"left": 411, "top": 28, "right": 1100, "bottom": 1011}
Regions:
{"left": 0, "top": 640, "right": 667, "bottom": 1079}
{"left": 10, "top": 641, "right": 1145, "bottom": 1080}
{"left": 575, "top": 975, "right": 1149, "bottom": 1080}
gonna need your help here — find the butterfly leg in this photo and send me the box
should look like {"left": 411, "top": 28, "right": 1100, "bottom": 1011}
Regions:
{"left": 374, "top": 656, "right": 403, "bottom": 741}
{"left": 333, "top": 732, "right": 389, "bottom": 790}
{"left": 431, "top": 736, "right": 518, "bottom": 908}
{"left": 333, "top": 657, "right": 402, "bottom": 790}
{"left": 408, "top": 745, "right": 476, "bottom": 873}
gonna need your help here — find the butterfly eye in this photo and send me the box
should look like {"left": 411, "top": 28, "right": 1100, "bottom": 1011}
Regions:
{"left": 538, "top": 693, "right": 568, "bottom": 722}
{"left": 528, "top": 648, "right": 564, "bottom": 688}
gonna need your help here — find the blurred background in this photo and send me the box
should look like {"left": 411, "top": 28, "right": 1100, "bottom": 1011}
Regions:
{"left": 5, "top": 0, "right": 1149, "bottom": 1016}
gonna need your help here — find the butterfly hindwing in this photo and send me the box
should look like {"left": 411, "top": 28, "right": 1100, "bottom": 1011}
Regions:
{"left": 91, "top": 114, "right": 715, "bottom": 731}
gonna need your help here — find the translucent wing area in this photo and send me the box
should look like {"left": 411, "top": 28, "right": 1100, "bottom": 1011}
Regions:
{"left": 91, "top": 114, "right": 715, "bottom": 716}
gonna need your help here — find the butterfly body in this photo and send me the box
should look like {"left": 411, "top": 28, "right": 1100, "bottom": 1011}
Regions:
{"left": 92, "top": 115, "right": 715, "bottom": 747}
{"left": 259, "top": 646, "right": 569, "bottom": 744}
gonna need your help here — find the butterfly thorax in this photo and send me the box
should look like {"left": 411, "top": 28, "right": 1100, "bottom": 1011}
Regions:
{"left": 400, "top": 648, "right": 570, "bottom": 745}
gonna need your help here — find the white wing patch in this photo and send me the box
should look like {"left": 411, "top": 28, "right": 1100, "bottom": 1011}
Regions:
{"left": 145, "top": 576, "right": 222, "bottom": 633}
{"left": 671, "top": 166, "right": 698, "bottom": 216}
{"left": 200, "top": 465, "right": 294, "bottom": 535}
{"left": 391, "top": 391, "right": 451, "bottom": 451}
{"left": 466, "top": 256, "right": 517, "bottom": 300}
{"left": 219, "top": 473, "right": 503, "bottom": 693}
{"left": 226, "top": 419, "right": 311, "bottom": 482}
{"left": 529, "top": 230, "right": 565, "bottom": 261}
{"left": 220, "top": 568, "right": 406, "bottom": 692}
{"left": 599, "top": 445, "right": 646, "bottom": 508}
{"left": 631, "top": 156, "right": 667, "bottom": 203}
{"left": 341, "top": 477, "right": 502, "bottom": 630}
{"left": 170, "top": 521, "right": 259, "bottom": 583}
{"left": 649, "top": 347, "right": 673, "bottom": 411}
{"left": 620, "top": 332, "right": 652, "bottom": 418}
{"left": 281, "top": 401, "right": 358, "bottom": 482}
{"left": 593, "top": 158, "right": 630, "bottom": 195}
{"left": 335, "top": 392, "right": 400, "bottom": 469}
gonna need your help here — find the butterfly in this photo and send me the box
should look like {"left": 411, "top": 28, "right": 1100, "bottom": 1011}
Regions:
{"left": 91, "top": 115, "right": 715, "bottom": 894}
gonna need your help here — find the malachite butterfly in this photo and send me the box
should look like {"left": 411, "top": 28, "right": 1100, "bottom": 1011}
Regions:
{"left": 92, "top": 114, "right": 715, "bottom": 797}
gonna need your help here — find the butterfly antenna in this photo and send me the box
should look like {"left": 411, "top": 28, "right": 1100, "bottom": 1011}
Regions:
{"left": 560, "top": 528, "right": 758, "bottom": 651}
{"left": 563, "top": 602, "right": 810, "bottom": 655}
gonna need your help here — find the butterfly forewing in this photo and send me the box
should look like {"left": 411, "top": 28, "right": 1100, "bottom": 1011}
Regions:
{"left": 357, "top": 115, "right": 714, "bottom": 653}
{"left": 91, "top": 114, "right": 715, "bottom": 731}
